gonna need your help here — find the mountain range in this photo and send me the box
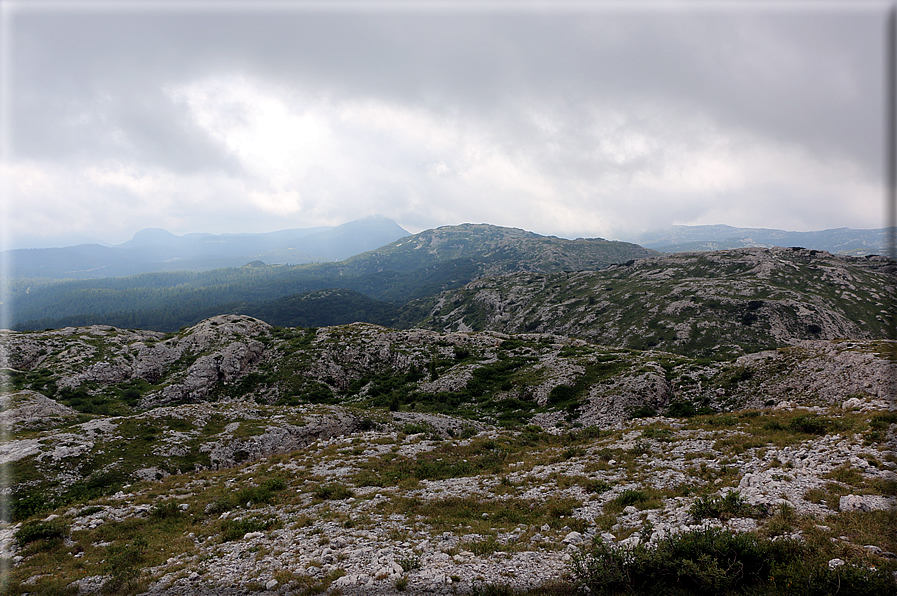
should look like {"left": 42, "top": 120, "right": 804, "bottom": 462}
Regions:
{"left": 9, "top": 223, "right": 656, "bottom": 332}
{"left": 624, "top": 224, "right": 892, "bottom": 255}
{"left": 3, "top": 216, "right": 411, "bottom": 279}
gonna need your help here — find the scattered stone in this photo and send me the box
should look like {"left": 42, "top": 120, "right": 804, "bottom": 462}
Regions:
{"left": 839, "top": 494, "right": 895, "bottom": 512}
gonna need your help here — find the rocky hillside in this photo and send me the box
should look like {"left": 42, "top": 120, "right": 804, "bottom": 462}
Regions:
{"left": 416, "top": 247, "right": 896, "bottom": 359}
{"left": 6, "top": 314, "right": 893, "bottom": 430}
{"left": 2, "top": 314, "right": 893, "bottom": 508}
{"left": 342, "top": 223, "right": 657, "bottom": 278}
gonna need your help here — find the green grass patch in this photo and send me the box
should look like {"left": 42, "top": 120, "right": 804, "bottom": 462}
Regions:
{"left": 220, "top": 516, "right": 277, "bottom": 542}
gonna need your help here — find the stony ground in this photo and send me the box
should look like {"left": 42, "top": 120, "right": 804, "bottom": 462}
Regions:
{"left": 2, "top": 399, "right": 894, "bottom": 596}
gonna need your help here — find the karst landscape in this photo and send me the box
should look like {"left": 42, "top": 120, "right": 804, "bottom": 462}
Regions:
{"left": 1, "top": 223, "right": 895, "bottom": 596}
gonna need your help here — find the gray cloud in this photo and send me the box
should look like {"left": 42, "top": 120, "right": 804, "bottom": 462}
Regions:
{"left": 3, "top": 3, "right": 888, "bottom": 247}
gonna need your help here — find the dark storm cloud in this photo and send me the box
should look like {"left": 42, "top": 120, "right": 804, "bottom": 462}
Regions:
{"left": 13, "top": 8, "right": 883, "bottom": 166}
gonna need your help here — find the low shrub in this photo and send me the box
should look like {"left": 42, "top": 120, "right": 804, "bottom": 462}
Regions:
{"left": 788, "top": 415, "right": 834, "bottom": 435}
{"left": 402, "top": 422, "right": 434, "bottom": 435}
{"left": 641, "top": 427, "right": 672, "bottom": 441}
{"left": 571, "top": 527, "right": 896, "bottom": 595}
{"left": 16, "top": 518, "right": 68, "bottom": 545}
{"left": 313, "top": 484, "right": 355, "bottom": 500}
{"left": 149, "top": 500, "right": 181, "bottom": 520}
{"left": 690, "top": 490, "right": 753, "bottom": 521}
{"left": 235, "top": 476, "right": 287, "bottom": 506}
{"left": 102, "top": 536, "right": 147, "bottom": 593}
{"left": 398, "top": 554, "right": 421, "bottom": 571}
{"left": 208, "top": 476, "right": 288, "bottom": 514}
{"left": 220, "top": 517, "right": 275, "bottom": 542}
{"left": 666, "top": 401, "right": 697, "bottom": 418}
{"left": 628, "top": 405, "right": 656, "bottom": 419}
{"left": 580, "top": 478, "right": 611, "bottom": 494}
{"left": 611, "top": 489, "right": 650, "bottom": 509}
{"left": 468, "top": 536, "right": 503, "bottom": 556}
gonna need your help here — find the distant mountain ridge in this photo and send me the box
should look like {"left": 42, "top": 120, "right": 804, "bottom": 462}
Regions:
{"left": 4, "top": 216, "right": 410, "bottom": 279}
{"left": 10, "top": 223, "right": 655, "bottom": 331}
{"left": 625, "top": 225, "right": 892, "bottom": 256}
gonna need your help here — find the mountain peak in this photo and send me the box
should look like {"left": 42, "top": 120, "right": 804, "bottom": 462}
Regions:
{"left": 121, "top": 228, "right": 181, "bottom": 247}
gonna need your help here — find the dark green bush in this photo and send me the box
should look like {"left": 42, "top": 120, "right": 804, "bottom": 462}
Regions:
{"left": 629, "top": 405, "right": 656, "bottom": 419}
{"left": 402, "top": 422, "right": 433, "bottom": 435}
{"left": 10, "top": 491, "right": 50, "bottom": 521}
{"left": 235, "top": 477, "right": 287, "bottom": 506}
{"left": 314, "top": 484, "right": 355, "bottom": 500}
{"left": 666, "top": 401, "right": 697, "bottom": 418}
{"left": 149, "top": 500, "right": 182, "bottom": 520}
{"left": 581, "top": 479, "right": 611, "bottom": 494}
{"left": 689, "top": 490, "right": 752, "bottom": 521}
{"left": 788, "top": 415, "right": 839, "bottom": 435}
{"left": 571, "top": 528, "right": 897, "bottom": 596}
{"left": 641, "top": 427, "right": 672, "bottom": 441}
{"left": 613, "top": 489, "right": 649, "bottom": 508}
{"left": 205, "top": 499, "right": 232, "bottom": 516}
{"left": 16, "top": 518, "right": 68, "bottom": 545}
{"left": 548, "top": 384, "right": 576, "bottom": 405}
{"left": 209, "top": 477, "right": 287, "bottom": 514}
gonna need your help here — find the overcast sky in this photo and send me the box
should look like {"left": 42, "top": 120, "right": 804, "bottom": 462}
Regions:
{"left": 0, "top": 0, "right": 891, "bottom": 248}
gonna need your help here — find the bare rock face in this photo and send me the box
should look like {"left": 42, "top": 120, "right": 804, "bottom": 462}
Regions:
{"left": 142, "top": 337, "right": 268, "bottom": 407}
{"left": 839, "top": 494, "right": 896, "bottom": 512}
{"left": 0, "top": 390, "right": 78, "bottom": 430}
{"left": 578, "top": 366, "right": 674, "bottom": 428}
{"left": 200, "top": 406, "right": 362, "bottom": 469}
{"left": 727, "top": 340, "right": 897, "bottom": 409}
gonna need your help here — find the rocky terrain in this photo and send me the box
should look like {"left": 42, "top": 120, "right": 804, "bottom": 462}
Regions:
{"left": 0, "top": 398, "right": 894, "bottom": 595}
{"left": 418, "top": 247, "right": 896, "bottom": 358}
{"left": 347, "top": 223, "right": 657, "bottom": 278}
{"left": 0, "top": 311, "right": 895, "bottom": 595}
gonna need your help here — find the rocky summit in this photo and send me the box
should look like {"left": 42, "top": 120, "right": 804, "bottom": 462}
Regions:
{"left": 0, "top": 312, "right": 895, "bottom": 595}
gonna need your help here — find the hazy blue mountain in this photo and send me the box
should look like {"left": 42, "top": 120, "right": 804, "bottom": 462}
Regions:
{"left": 10, "top": 223, "right": 655, "bottom": 331}
{"left": 3, "top": 216, "right": 410, "bottom": 279}
{"left": 8, "top": 232, "right": 111, "bottom": 250}
{"left": 624, "top": 225, "right": 891, "bottom": 256}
